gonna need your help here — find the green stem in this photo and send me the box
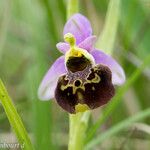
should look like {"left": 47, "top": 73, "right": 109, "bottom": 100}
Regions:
{"left": 69, "top": 112, "right": 90, "bottom": 150}
{"left": 67, "top": 0, "right": 91, "bottom": 150}
{"left": 67, "top": 0, "right": 79, "bottom": 18}
{"left": 0, "top": 79, "right": 34, "bottom": 150}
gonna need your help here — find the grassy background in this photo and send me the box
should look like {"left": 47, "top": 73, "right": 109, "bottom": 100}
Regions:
{"left": 0, "top": 0, "right": 150, "bottom": 149}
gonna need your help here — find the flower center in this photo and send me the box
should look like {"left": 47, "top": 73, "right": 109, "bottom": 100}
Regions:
{"left": 64, "top": 33, "right": 95, "bottom": 73}
{"left": 64, "top": 33, "right": 83, "bottom": 57}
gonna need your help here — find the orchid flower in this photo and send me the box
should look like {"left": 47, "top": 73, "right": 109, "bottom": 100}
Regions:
{"left": 38, "top": 13, "right": 125, "bottom": 114}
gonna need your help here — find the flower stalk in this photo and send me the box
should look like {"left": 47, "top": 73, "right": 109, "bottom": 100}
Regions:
{"left": 69, "top": 112, "right": 90, "bottom": 150}
{"left": 67, "top": 0, "right": 91, "bottom": 150}
{"left": 0, "top": 79, "right": 34, "bottom": 150}
{"left": 67, "top": 0, "right": 79, "bottom": 19}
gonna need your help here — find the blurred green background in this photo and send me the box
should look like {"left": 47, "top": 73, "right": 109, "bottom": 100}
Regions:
{"left": 0, "top": 0, "right": 150, "bottom": 149}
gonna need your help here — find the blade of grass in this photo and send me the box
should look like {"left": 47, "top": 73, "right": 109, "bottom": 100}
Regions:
{"left": 0, "top": 101, "right": 29, "bottom": 122}
{"left": 85, "top": 108, "right": 150, "bottom": 150}
{"left": 67, "top": 0, "right": 79, "bottom": 18}
{"left": 85, "top": 53, "right": 150, "bottom": 143}
{"left": 0, "top": 79, "right": 34, "bottom": 150}
{"left": 96, "top": 0, "right": 120, "bottom": 54}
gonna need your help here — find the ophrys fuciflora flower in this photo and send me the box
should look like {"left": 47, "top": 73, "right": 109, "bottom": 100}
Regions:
{"left": 38, "top": 13, "right": 125, "bottom": 114}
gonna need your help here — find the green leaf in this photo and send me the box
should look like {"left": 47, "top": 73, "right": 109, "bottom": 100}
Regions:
{"left": 0, "top": 79, "right": 34, "bottom": 150}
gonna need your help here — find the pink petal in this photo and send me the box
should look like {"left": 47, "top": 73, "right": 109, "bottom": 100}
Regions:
{"left": 91, "top": 49, "right": 125, "bottom": 85}
{"left": 78, "top": 36, "right": 97, "bottom": 52}
{"left": 56, "top": 42, "right": 70, "bottom": 54}
{"left": 38, "top": 56, "right": 67, "bottom": 100}
{"left": 63, "top": 13, "right": 92, "bottom": 44}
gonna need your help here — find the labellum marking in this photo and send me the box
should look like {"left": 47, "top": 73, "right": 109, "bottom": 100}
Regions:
{"left": 75, "top": 103, "right": 90, "bottom": 113}
{"left": 55, "top": 64, "right": 115, "bottom": 113}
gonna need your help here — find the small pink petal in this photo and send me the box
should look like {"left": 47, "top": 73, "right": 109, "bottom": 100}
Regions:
{"left": 63, "top": 13, "right": 92, "bottom": 44}
{"left": 91, "top": 49, "right": 125, "bottom": 85}
{"left": 38, "top": 56, "right": 67, "bottom": 100}
{"left": 78, "top": 36, "right": 97, "bottom": 52}
{"left": 56, "top": 42, "right": 70, "bottom": 54}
